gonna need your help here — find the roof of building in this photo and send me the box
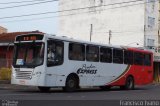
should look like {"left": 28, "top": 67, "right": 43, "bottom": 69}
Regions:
{"left": 0, "top": 26, "right": 7, "bottom": 34}
{"left": 0, "top": 26, "right": 7, "bottom": 30}
{"left": 0, "top": 31, "right": 43, "bottom": 44}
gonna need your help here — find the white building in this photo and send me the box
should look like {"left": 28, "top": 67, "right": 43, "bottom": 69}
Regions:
{"left": 59, "top": 0, "right": 158, "bottom": 47}
{"left": 58, "top": 0, "right": 160, "bottom": 81}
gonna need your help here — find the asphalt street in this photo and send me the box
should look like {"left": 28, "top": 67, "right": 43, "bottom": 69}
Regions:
{"left": 0, "top": 84, "right": 160, "bottom": 106}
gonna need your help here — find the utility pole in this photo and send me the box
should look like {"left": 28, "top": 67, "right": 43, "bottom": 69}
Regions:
{"left": 90, "top": 24, "right": 93, "bottom": 42}
{"left": 109, "top": 30, "right": 112, "bottom": 44}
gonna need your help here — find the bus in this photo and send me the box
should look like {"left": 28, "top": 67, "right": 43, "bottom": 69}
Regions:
{"left": 11, "top": 33, "right": 153, "bottom": 92}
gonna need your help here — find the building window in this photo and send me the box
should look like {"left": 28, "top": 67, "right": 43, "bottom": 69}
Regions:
{"left": 148, "top": 16, "right": 155, "bottom": 29}
{"left": 69, "top": 43, "right": 85, "bottom": 61}
{"left": 147, "top": 39, "right": 155, "bottom": 47}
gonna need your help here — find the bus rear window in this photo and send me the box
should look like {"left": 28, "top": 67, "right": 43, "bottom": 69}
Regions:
{"left": 134, "top": 52, "right": 144, "bottom": 65}
{"left": 144, "top": 54, "right": 151, "bottom": 66}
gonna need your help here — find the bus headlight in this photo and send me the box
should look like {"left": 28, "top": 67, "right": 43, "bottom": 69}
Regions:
{"left": 12, "top": 73, "right": 16, "bottom": 77}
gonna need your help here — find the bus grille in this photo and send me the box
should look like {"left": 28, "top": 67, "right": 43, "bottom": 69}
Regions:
{"left": 15, "top": 70, "right": 32, "bottom": 80}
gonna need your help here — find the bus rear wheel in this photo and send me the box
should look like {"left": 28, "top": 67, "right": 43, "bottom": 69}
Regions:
{"left": 121, "top": 76, "right": 134, "bottom": 90}
{"left": 38, "top": 86, "right": 50, "bottom": 92}
{"left": 63, "top": 76, "right": 78, "bottom": 92}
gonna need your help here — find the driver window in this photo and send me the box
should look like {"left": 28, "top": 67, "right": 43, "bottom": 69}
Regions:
{"left": 47, "top": 40, "right": 64, "bottom": 67}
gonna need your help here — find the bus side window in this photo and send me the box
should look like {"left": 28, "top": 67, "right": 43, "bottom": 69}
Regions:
{"left": 134, "top": 52, "right": 144, "bottom": 66}
{"left": 144, "top": 54, "right": 151, "bottom": 66}
{"left": 86, "top": 45, "right": 99, "bottom": 62}
{"left": 69, "top": 43, "right": 85, "bottom": 61}
{"left": 100, "top": 47, "right": 112, "bottom": 63}
{"left": 47, "top": 40, "right": 64, "bottom": 67}
{"left": 113, "top": 49, "right": 123, "bottom": 64}
{"left": 124, "top": 50, "right": 133, "bottom": 65}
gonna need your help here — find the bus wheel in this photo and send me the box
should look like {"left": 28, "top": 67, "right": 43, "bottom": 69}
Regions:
{"left": 125, "top": 76, "right": 134, "bottom": 90}
{"left": 38, "top": 86, "right": 50, "bottom": 92}
{"left": 99, "top": 86, "right": 111, "bottom": 91}
{"left": 63, "top": 76, "right": 78, "bottom": 92}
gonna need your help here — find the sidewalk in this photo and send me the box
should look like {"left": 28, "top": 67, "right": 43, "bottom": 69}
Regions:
{"left": 0, "top": 80, "right": 10, "bottom": 84}
{"left": 0, "top": 80, "right": 37, "bottom": 90}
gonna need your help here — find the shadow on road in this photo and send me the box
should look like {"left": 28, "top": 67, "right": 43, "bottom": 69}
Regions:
{"left": 12, "top": 85, "right": 151, "bottom": 94}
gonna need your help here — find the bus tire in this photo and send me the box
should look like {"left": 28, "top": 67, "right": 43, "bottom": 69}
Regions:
{"left": 63, "top": 75, "right": 78, "bottom": 92}
{"left": 124, "top": 76, "right": 134, "bottom": 90}
{"left": 38, "top": 86, "right": 50, "bottom": 92}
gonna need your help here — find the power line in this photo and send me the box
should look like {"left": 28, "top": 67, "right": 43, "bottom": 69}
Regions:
{"left": 94, "top": 29, "right": 158, "bottom": 34}
{"left": 0, "top": 0, "right": 58, "bottom": 10}
{"left": 94, "top": 29, "right": 145, "bottom": 33}
{"left": 0, "top": 11, "right": 156, "bottom": 35}
{"left": 0, "top": 16, "right": 56, "bottom": 23}
{"left": 0, "top": 12, "right": 55, "bottom": 20}
{"left": 0, "top": 10, "right": 96, "bottom": 23}
{"left": 0, "top": 0, "right": 148, "bottom": 19}
{"left": 59, "top": 0, "right": 158, "bottom": 18}
{"left": 0, "top": 0, "right": 157, "bottom": 21}
{"left": 0, "top": 0, "right": 53, "bottom": 4}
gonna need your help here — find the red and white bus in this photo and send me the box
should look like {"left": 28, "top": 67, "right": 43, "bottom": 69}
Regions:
{"left": 11, "top": 33, "right": 153, "bottom": 92}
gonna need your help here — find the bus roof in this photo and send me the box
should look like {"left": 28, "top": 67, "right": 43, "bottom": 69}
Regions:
{"left": 15, "top": 33, "right": 153, "bottom": 54}
{"left": 44, "top": 34, "right": 122, "bottom": 48}
{"left": 45, "top": 34, "right": 152, "bottom": 53}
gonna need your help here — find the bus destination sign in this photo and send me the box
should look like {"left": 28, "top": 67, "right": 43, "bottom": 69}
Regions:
{"left": 16, "top": 34, "right": 44, "bottom": 41}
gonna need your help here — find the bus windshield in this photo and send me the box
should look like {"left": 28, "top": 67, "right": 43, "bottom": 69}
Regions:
{"left": 13, "top": 42, "right": 44, "bottom": 68}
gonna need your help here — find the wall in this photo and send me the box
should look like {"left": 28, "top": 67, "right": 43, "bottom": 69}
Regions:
{"left": 58, "top": 0, "right": 145, "bottom": 47}
{"left": 145, "top": 0, "right": 159, "bottom": 49}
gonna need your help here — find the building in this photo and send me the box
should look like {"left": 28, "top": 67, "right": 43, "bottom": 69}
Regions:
{"left": 0, "top": 26, "right": 7, "bottom": 34}
{"left": 58, "top": 0, "right": 160, "bottom": 82}
{"left": 0, "top": 31, "right": 43, "bottom": 68}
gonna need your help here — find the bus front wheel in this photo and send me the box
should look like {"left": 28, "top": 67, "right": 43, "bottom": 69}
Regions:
{"left": 63, "top": 75, "right": 78, "bottom": 92}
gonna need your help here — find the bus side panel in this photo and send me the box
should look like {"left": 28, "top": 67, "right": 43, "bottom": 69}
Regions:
{"left": 108, "top": 64, "right": 153, "bottom": 86}
{"left": 133, "top": 65, "right": 144, "bottom": 85}
{"left": 141, "top": 65, "right": 153, "bottom": 85}
{"left": 108, "top": 65, "right": 133, "bottom": 86}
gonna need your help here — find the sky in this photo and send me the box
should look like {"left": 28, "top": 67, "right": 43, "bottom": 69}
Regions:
{"left": 0, "top": 0, "right": 58, "bottom": 34}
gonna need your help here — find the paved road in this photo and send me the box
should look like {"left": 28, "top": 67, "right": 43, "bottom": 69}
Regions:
{"left": 0, "top": 84, "right": 160, "bottom": 106}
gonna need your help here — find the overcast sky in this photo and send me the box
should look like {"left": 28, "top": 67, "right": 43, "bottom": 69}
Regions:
{"left": 0, "top": 0, "right": 58, "bottom": 34}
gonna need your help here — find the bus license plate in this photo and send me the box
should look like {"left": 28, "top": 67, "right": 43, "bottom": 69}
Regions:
{"left": 19, "top": 80, "right": 26, "bottom": 85}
